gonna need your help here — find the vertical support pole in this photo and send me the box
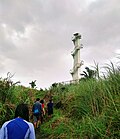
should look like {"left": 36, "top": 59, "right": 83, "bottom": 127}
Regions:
{"left": 70, "top": 33, "right": 83, "bottom": 82}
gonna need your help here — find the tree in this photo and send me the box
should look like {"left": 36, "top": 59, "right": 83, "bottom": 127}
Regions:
{"left": 0, "top": 72, "right": 20, "bottom": 103}
{"left": 29, "top": 80, "right": 36, "bottom": 88}
{"left": 81, "top": 67, "right": 96, "bottom": 79}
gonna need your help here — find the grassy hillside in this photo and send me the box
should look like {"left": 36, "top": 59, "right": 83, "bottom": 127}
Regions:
{"left": 0, "top": 63, "right": 120, "bottom": 139}
{"left": 40, "top": 64, "right": 120, "bottom": 139}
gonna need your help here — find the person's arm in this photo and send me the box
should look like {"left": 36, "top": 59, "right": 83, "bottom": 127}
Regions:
{"left": 43, "top": 108, "right": 45, "bottom": 115}
{"left": 32, "top": 104, "right": 34, "bottom": 113}
{"left": 29, "top": 123, "right": 36, "bottom": 139}
{"left": 0, "top": 126, "right": 5, "bottom": 139}
{"left": 42, "top": 104, "right": 45, "bottom": 115}
{"left": 0, "top": 122, "right": 9, "bottom": 139}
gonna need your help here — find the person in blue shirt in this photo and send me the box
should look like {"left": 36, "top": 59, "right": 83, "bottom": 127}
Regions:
{"left": 0, "top": 103, "right": 36, "bottom": 139}
{"left": 32, "top": 98, "right": 42, "bottom": 129}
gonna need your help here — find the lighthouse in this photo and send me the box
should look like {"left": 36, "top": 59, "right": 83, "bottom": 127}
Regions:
{"left": 70, "top": 33, "right": 83, "bottom": 82}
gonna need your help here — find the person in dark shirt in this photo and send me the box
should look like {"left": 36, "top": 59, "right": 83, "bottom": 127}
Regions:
{"left": 47, "top": 99, "right": 53, "bottom": 118}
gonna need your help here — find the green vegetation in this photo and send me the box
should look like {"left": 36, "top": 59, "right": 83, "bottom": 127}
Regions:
{"left": 40, "top": 62, "right": 120, "bottom": 139}
{"left": 0, "top": 62, "right": 120, "bottom": 139}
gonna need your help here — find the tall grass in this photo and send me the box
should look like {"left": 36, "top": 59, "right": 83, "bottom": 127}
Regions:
{"left": 42, "top": 62, "right": 120, "bottom": 138}
{"left": 0, "top": 75, "right": 46, "bottom": 126}
{"left": 0, "top": 62, "right": 119, "bottom": 138}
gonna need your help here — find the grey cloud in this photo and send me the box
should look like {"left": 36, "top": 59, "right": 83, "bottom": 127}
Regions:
{"left": 0, "top": 25, "right": 16, "bottom": 54}
{"left": 80, "top": 0, "right": 120, "bottom": 47}
{"left": 0, "top": 0, "right": 36, "bottom": 33}
{"left": 0, "top": 0, "right": 120, "bottom": 88}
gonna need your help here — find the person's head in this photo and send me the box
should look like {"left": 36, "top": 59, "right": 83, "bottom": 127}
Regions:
{"left": 40, "top": 99, "right": 44, "bottom": 104}
{"left": 36, "top": 98, "right": 40, "bottom": 101}
{"left": 49, "top": 99, "right": 52, "bottom": 103}
{"left": 14, "top": 103, "right": 29, "bottom": 121}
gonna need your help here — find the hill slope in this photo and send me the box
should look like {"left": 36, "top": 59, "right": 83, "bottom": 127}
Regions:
{"left": 39, "top": 68, "right": 120, "bottom": 139}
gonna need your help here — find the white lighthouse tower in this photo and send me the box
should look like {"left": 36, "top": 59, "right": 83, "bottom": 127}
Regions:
{"left": 70, "top": 33, "right": 83, "bottom": 82}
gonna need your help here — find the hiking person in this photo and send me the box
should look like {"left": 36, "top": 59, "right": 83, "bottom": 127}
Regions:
{"left": 40, "top": 99, "right": 45, "bottom": 124}
{"left": 0, "top": 103, "right": 35, "bottom": 139}
{"left": 47, "top": 99, "right": 54, "bottom": 118}
{"left": 32, "top": 98, "right": 42, "bottom": 129}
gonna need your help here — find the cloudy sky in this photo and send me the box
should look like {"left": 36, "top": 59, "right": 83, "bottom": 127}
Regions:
{"left": 0, "top": 0, "right": 120, "bottom": 89}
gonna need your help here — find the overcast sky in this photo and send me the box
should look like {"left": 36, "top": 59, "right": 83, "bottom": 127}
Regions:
{"left": 0, "top": 0, "right": 120, "bottom": 89}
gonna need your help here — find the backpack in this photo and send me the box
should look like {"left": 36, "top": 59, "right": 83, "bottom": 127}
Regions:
{"left": 33, "top": 102, "right": 42, "bottom": 115}
{"left": 33, "top": 108, "right": 39, "bottom": 115}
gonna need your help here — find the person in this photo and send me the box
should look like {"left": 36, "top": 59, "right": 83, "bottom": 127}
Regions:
{"left": 0, "top": 103, "right": 36, "bottom": 139}
{"left": 32, "top": 98, "right": 42, "bottom": 129}
{"left": 40, "top": 99, "right": 45, "bottom": 124}
{"left": 47, "top": 99, "right": 54, "bottom": 118}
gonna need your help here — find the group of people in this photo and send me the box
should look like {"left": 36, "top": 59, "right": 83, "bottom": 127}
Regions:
{"left": 0, "top": 98, "right": 53, "bottom": 139}
{"left": 32, "top": 98, "right": 54, "bottom": 129}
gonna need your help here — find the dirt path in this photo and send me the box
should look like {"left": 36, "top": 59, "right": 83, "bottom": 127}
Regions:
{"left": 35, "top": 129, "right": 49, "bottom": 139}
{"left": 33, "top": 92, "right": 53, "bottom": 139}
